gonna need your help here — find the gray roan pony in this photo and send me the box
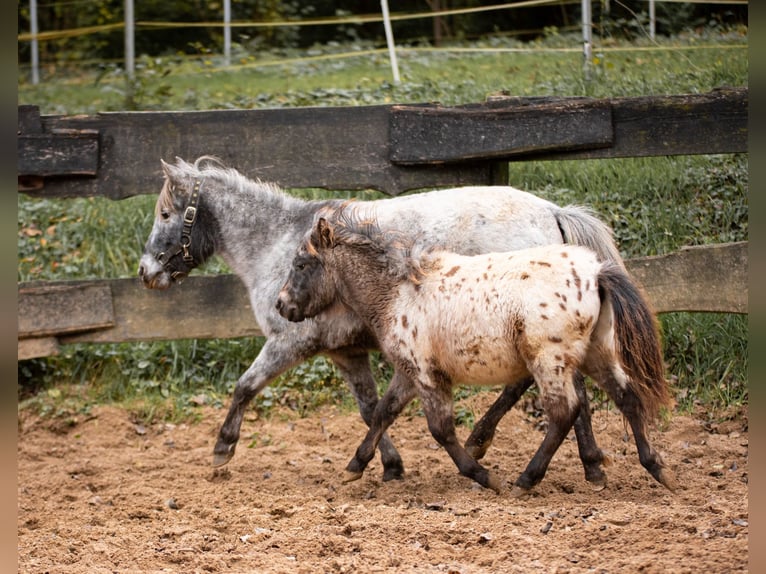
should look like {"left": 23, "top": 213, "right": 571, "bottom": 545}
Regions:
{"left": 276, "top": 205, "right": 677, "bottom": 494}
{"left": 138, "top": 156, "right": 622, "bottom": 486}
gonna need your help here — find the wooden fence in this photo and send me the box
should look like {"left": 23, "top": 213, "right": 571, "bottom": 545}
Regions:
{"left": 17, "top": 87, "right": 748, "bottom": 360}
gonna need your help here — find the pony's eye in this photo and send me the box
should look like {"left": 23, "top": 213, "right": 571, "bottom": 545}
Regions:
{"left": 161, "top": 210, "right": 170, "bottom": 220}
{"left": 296, "top": 263, "right": 306, "bottom": 271}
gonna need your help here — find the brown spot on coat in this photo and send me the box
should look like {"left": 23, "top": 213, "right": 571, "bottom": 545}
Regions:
{"left": 445, "top": 266, "right": 461, "bottom": 277}
{"left": 401, "top": 315, "right": 409, "bottom": 328}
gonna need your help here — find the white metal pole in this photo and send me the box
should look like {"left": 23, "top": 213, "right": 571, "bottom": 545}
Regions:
{"left": 581, "top": 0, "right": 592, "bottom": 78}
{"left": 380, "top": 0, "right": 400, "bottom": 84}
{"left": 30, "top": 0, "right": 39, "bottom": 84}
{"left": 649, "top": 0, "right": 656, "bottom": 40}
{"left": 224, "top": 0, "right": 231, "bottom": 66}
{"left": 124, "top": 0, "right": 135, "bottom": 78}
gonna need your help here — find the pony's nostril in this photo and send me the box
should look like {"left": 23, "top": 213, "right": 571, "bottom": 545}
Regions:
{"left": 138, "top": 265, "right": 145, "bottom": 278}
{"left": 275, "top": 298, "right": 283, "bottom": 311}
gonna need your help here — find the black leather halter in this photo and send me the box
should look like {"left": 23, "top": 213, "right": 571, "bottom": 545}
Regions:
{"left": 156, "top": 178, "right": 203, "bottom": 283}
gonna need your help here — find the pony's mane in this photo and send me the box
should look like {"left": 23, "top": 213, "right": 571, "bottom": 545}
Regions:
{"left": 312, "top": 204, "right": 428, "bottom": 283}
{"left": 156, "top": 155, "right": 288, "bottom": 216}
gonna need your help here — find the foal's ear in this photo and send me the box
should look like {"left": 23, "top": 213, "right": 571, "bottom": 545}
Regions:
{"left": 316, "top": 218, "right": 335, "bottom": 249}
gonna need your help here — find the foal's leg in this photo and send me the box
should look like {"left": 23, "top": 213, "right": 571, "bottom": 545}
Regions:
{"left": 571, "top": 372, "right": 611, "bottom": 489}
{"left": 419, "top": 383, "right": 503, "bottom": 493}
{"left": 345, "top": 369, "right": 417, "bottom": 482}
{"left": 465, "top": 373, "right": 610, "bottom": 489}
{"left": 512, "top": 369, "right": 581, "bottom": 497}
{"left": 597, "top": 370, "right": 677, "bottom": 491}
{"left": 328, "top": 349, "right": 405, "bottom": 481}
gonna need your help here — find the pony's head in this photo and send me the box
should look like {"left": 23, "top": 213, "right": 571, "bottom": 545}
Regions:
{"left": 138, "top": 157, "right": 220, "bottom": 289}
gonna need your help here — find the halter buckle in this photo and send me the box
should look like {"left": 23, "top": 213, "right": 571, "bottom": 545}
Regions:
{"left": 183, "top": 206, "right": 197, "bottom": 224}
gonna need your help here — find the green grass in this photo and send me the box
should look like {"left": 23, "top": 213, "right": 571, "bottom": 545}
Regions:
{"left": 17, "top": 29, "right": 748, "bottom": 425}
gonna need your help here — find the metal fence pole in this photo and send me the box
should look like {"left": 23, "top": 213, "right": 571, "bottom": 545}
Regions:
{"left": 29, "top": 0, "right": 39, "bottom": 84}
{"left": 380, "top": 0, "right": 401, "bottom": 84}
{"left": 224, "top": 0, "right": 231, "bottom": 66}
{"left": 582, "top": 0, "right": 592, "bottom": 79}
{"left": 124, "top": 0, "right": 135, "bottom": 78}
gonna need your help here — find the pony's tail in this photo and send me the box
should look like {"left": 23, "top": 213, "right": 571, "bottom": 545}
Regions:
{"left": 555, "top": 205, "right": 626, "bottom": 268}
{"left": 597, "top": 263, "right": 672, "bottom": 420}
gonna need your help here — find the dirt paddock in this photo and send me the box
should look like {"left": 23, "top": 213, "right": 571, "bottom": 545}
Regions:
{"left": 18, "top": 392, "right": 748, "bottom": 573}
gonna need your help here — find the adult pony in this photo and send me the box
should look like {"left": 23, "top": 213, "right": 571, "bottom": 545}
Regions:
{"left": 276, "top": 206, "right": 676, "bottom": 494}
{"left": 138, "top": 156, "right": 621, "bottom": 484}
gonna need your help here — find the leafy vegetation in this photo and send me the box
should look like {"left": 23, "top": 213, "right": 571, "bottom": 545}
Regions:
{"left": 18, "top": 28, "right": 748, "bottom": 427}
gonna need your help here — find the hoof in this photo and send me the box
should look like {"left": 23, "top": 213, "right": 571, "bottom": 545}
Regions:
{"left": 343, "top": 470, "right": 364, "bottom": 483}
{"left": 589, "top": 480, "right": 607, "bottom": 492}
{"left": 212, "top": 442, "right": 236, "bottom": 467}
{"left": 465, "top": 442, "right": 490, "bottom": 461}
{"left": 382, "top": 464, "right": 405, "bottom": 482}
{"left": 510, "top": 484, "right": 531, "bottom": 498}
{"left": 658, "top": 468, "right": 678, "bottom": 492}
{"left": 485, "top": 472, "right": 504, "bottom": 494}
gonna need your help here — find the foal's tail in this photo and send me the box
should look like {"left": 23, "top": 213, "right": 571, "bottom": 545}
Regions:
{"left": 597, "top": 263, "right": 672, "bottom": 420}
{"left": 555, "top": 205, "right": 626, "bottom": 268}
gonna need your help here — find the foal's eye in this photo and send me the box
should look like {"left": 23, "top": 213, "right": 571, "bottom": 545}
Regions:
{"left": 160, "top": 210, "right": 170, "bottom": 220}
{"left": 296, "top": 263, "right": 306, "bottom": 271}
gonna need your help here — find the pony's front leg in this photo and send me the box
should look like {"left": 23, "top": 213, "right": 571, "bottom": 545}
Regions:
{"left": 213, "top": 334, "right": 318, "bottom": 467}
{"left": 420, "top": 385, "right": 504, "bottom": 493}
{"left": 328, "top": 350, "right": 405, "bottom": 481}
{"left": 344, "top": 370, "right": 416, "bottom": 483}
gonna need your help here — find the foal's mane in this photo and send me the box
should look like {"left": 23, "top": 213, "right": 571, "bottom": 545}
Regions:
{"left": 156, "top": 155, "right": 287, "bottom": 216}
{"left": 314, "top": 204, "right": 427, "bottom": 283}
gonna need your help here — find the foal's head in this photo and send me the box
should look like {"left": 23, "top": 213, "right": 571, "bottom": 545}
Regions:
{"left": 276, "top": 208, "right": 354, "bottom": 322}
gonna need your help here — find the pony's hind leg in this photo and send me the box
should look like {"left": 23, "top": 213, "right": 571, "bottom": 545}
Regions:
{"left": 465, "top": 376, "right": 534, "bottom": 460}
{"left": 345, "top": 369, "right": 417, "bottom": 483}
{"left": 329, "top": 350, "right": 405, "bottom": 481}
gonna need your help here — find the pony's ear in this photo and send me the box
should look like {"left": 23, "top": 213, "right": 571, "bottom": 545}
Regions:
{"left": 317, "top": 218, "right": 335, "bottom": 249}
{"left": 160, "top": 158, "right": 185, "bottom": 187}
{"left": 160, "top": 158, "right": 178, "bottom": 183}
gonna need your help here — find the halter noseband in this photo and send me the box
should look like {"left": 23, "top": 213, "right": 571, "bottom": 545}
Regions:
{"left": 156, "top": 178, "right": 203, "bottom": 283}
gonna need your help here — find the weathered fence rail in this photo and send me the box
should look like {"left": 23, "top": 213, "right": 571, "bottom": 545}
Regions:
{"left": 17, "top": 87, "right": 748, "bottom": 359}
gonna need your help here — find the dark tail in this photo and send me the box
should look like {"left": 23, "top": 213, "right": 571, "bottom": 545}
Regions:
{"left": 555, "top": 205, "right": 626, "bottom": 268}
{"left": 597, "top": 263, "right": 672, "bottom": 420}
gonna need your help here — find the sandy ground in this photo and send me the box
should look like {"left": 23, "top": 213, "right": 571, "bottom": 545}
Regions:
{"left": 17, "top": 391, "right": 748, "bottom": 573}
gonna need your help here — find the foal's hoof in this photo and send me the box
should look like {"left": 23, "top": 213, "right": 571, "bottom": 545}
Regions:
{"left": 657, "top": 468, "right": 679, "bottom": 493}
{"left": 382, "top": 463, "right": 405, "bottom": 482}
{"left": 465, "top": 441, "right": 490, "bottom": 461}
{"left": 212, "top": 442, "right": 236, "bottom": 467}
{"left": 589, "top": 478, "right": 607, "bottom": 492}
{"left": 343, "top": 470, "right": 364, "bottom": 483}
{"left": 510, "top": 484, "right": 532, "bottom": 498}
{"left": 485, "top": 472, "right": 504, "bottom": 494}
